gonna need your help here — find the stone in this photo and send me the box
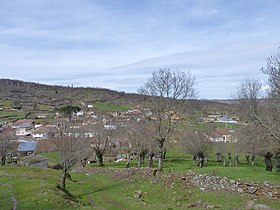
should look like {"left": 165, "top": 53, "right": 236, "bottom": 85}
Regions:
{"left": 229, "top": 179, "right": 235, "bottom": 184}
{"left": 247, "top": 187, "right": 257, "bottom": 194}
{"left": 133, "top": 190, "right": 143, "bottom": 198}
{"left": 246, "top": 200, "right": 255, "bottom": 209}
{"left": 237, "top": 188, "right": 243, "bottom": 193}
{"left": 266, "top": 192, "right": 273, "bottom": 197}
{"left": 253, "top": 204, "right": 272, "bottom": 210}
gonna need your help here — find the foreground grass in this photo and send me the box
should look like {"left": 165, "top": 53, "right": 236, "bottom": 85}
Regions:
{"left": 0, "top": 165, "right": 279, "bottom": 210}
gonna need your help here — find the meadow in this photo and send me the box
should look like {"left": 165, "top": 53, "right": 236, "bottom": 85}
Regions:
{"left": 1, "top": 150, "right": 279, "bottom": 210}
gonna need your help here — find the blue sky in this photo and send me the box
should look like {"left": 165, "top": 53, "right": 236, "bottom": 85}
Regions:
{"left": 0, "top": 0, "right": 279, "bottom": 99}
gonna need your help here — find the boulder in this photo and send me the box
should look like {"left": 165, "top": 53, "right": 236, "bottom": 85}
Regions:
{"left": 133, "top": 190, "right": 143, "bottom": 199}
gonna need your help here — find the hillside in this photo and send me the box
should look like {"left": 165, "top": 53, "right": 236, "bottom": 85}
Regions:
{"left": 0, "top": 79, "right": 144, "bottom": 111}
{"left": 0, "top": 78, "right": 232, "bottom": 113}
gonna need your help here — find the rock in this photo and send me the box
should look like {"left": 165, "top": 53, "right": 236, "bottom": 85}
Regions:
{"left": 247, "top": 187, "right": 257, "bottom": 194}
{"left": 133, "top": 190, "right": 143, "bottom": 198}
{"left": 237, "top": 188, "right": 243, "bottom": 193}
{"left": 253, "top": 204, "right": 272, "bottom": 210}
{"left": 229, "top": 180, "right": 235, "bottom": 184}
{"left": 266, "top": 192, "right": 272, "bottom": 197}
{"left": 246, "top": 200, "right": 255, "bottom": 209}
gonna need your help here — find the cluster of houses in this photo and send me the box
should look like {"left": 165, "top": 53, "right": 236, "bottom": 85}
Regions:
{"left": 200, "top": 115, "right": 239, "bottom": 124}
{"left": 1, "top": 106, "right": 240, "bottom": 168}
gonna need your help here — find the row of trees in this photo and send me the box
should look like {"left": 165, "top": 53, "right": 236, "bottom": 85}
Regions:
{"left": 235, "top": 48, "right": 280, "bottom": 172}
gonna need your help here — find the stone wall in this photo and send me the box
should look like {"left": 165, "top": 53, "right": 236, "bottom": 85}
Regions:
{"left": 181, "top": 173, "right": 280, "bottom": 200}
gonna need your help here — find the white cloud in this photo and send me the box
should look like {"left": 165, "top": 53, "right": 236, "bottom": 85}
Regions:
{"left": 0, "top": 0, "right": 280, "bottom": 98}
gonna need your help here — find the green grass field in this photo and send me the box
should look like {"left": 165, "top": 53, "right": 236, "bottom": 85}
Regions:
{"left": 0, "top": 99, "right": 12, "bottom": 108}
{"left": 0, "top": 164, "right": 279, "bottom": 210}
{"left": 0, "top": 110, "right": 27, "bottom": 122}
{"left": 1, "top": 147, "right": 279, "bottom": 210}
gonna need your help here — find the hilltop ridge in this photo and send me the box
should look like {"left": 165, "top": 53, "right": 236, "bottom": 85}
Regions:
{"left": 0, "top": 78, "right": 231, "bottom": 112}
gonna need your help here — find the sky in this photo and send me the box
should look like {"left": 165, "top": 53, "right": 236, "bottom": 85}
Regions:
{"left": 0, "top": 0, "right": 280, "bottom": 99}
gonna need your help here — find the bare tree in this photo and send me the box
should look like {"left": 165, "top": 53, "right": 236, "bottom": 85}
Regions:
{"left": 0, "top": 128, "right": 13, "bottom": 165}
{"left": 215, "top": 142, "right": 231, "bottom": 166}
{"left": 234, "top": 77, "right": 262, "bottom": 121}
{"left": 139, "top": 68, "right": 197, "bottom": 170}
{"left": 50, "top": 130, "right": 87, "bottom": 189}
{"left": 235, "top": 48, "right": 280, "bottom": 171}
{"left": 180, "top": 129, "right": 212, "bottom": 167}
{"left": 262, "top": 48, "right": 280, "bottom": 97}
{"left": 124, "top": 119, "right": 157, "bottom": 168}
{"left": 88, "top": 121, "right": 114, "bottom": 167}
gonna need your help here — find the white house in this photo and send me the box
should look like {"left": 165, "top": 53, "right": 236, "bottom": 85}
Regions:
{"left": 76, "top": 111, "right": 84, "bottom": 116}
{"left": 217, "top": 116, "right": 237, "bottom": 124}
{"left": 16, "top": 123, "right": 33, "bottom": 136}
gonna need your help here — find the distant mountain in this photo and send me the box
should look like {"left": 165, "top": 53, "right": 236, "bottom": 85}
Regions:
{"left": 201, "top": 99, "right": 238, "bottom": 105}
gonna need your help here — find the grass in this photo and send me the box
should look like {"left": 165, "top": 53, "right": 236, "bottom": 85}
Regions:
{"left": 0, "top": 165, "right": 279, "bottom": 210}
{"left": 0, "top": 99, "right": 12, "bottom": 107}
{"left": 0, "top": 110, "right": 27, "bottom": 122}
{"left": 41, "top": 152, "right": 60, "bottom": 166}
{"left": 3, "top": 147, "right": 278, "bottom": 209}
{"left": 40, "top": 148, "right": 280, "bottom": 184}
{"left": 94, "top": 102, "right": 129, "bottom": 112}
{"left": 34, "top": 117, "right": 55, "bottom": 124}
{"left": 37, "top": 104, "right": 54, "bottom": 111}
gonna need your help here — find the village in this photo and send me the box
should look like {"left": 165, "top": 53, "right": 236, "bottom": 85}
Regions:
{"left": 0, "top": 99, "right": 241, "bottom": 168}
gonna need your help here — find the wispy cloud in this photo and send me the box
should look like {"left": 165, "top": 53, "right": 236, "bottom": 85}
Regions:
{"left": 0, "top": 0, "right": 280, "bottom": 98}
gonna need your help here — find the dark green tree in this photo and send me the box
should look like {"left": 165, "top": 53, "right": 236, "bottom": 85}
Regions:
{"left": 56, "top": 105, "right": 81, "bottom": 121}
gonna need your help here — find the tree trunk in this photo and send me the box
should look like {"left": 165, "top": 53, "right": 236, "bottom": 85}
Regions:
{"left": 147, "top": 152, "right": 154, "bottom": 169}
{"left": 162, "top": 148, "right": 167, "bottom": 160}
{"left": 137, "top": 154, "right": 141, "bottom": 169}
{"left": 197, "top": 152, "right": 204, "bottom": 168}
{"left": 140, "top": 151, "right": 145, "bottom": 164}
{"left": 234, "top": 153, "right": 239, "bottom": 166}
{"left": 192, "top": 155, "right": 197, "bottom": 166}
{"left": 275, "top": 151, "right": 280, "bottom": 172}
{"left": 223, "top": 159, "right": 226, "bottom": 167}
{"left": 157, "top": 139, "right": 164, "bottom": 171}
{"left": 265, "top": 152, "right": 273, "bottom": 171}
{"left": 125, "top": 154, "right": 130, "bottom": 168}
{"left": 251, "top": 154, "right": 255, "bottom": 166}
{"left": 228, "top": 153, "right": 232, "bottom": 167}
{"left": 216, "top": 152, "right": 221, "bottom": 162}
{"left": 96, "top": 151, "right": 104, "bottom": 166}
{"left": 245, "top": 155, "right": 250, "bottom": 165}
{"left": 1, "top": 156, "right": 5, "bottom": 165}
{"left": 60, "top": 168, "right": 67, "bottom": 189}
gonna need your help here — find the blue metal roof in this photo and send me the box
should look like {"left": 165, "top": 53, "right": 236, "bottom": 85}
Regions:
{"left": 17, "top": 141, "right": 38, "bottom": 151}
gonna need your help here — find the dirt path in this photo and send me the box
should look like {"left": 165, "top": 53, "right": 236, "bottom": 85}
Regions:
{"left": 0, "top": 182, "right": 17, "bottom": 210}
{"left": 87, "top": 192, "right": 96, "bottom": 208}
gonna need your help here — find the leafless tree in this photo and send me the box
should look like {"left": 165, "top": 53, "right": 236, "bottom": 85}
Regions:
{"left": 124, "top": 119, "right": 157, "bottom": 168}
{"left": 234, "top": 77, "right": 262, "bottom": 121}
{"left": 235, "top": 48, "right": 280, "bottom": 171}
{"left": 180, "top": 129, "right": 212, "bottom": 167}
{"left": 88, "top": 121, "right": 115, "bottom": 166}
{"left": 139, "top": 68, "right": 197, "bottom": 170}
{"left": 50, "top": 126, "right": 88, "bottom": 189}
{"left": 0, "top": 128, "right": 13, "bottom": 165}
{"left": 215, "top": 142, "right": 231, "bottom": 166}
